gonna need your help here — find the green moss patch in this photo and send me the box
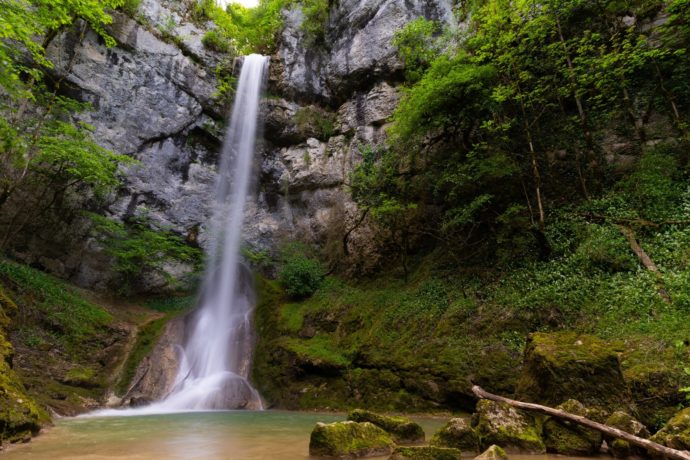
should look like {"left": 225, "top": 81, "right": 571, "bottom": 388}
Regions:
{"left": 347, "top": 409, "right": 424, "bottom": 443}
{"left": 308, "top": 421, "right": 394, "bottom": 457}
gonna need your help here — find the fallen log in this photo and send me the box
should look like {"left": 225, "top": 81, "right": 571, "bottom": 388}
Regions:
{"left": 471, "top": 385, "right": 690, "bottom": 460}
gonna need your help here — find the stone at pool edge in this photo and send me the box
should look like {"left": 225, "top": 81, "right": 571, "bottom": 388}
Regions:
{"left": 604, "top": 411, "right": 650, "bottom": 458}
{"left": 389, "top": 446, "right": 462, "bottom": 460}
{"left": 542, "top": 399, "right": 603, "bottom": 456}
{"left": 348, "top": 409, "right": 425, "bottom": 443}
{"left": 430, "top": 417, "right": 479, "bottom": 452}
{"left": 309, "top": 421, "right": 395, "bottom": 458}
{"left": 474, "top": 445, "right": 508, "bottom": 460}
{"left": 471, "top": 400, "right": 545, "bottom": 454}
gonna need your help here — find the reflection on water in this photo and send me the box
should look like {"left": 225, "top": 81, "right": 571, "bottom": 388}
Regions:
{"left": 1, "top": 411, "right": 598, "bottom": 460}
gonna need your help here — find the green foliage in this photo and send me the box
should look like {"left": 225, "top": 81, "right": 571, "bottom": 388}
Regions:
{"left": 300, "top": 0, "right": 330, "bottom": 47}
{"left": 0, "top": 0, "right": 123, "bottom": 99}
{"left": 121, "top": 0, "right": 142, "bottom": 17}
{"left": 278, "top": 245, "right": 325, "bottom": 298}
{"left": 393, "top": 18, "right": 443, "bottom": 83}
{"left": 88, "top": 213, "right": 202, "bottom": 293}
{"left": 195, "top": 0, "right": 290, "bottom": 55}
{"left": 0, "top": 261, "right": 112, "bottom": 350}
{"left": 203, "top": 30, "right": 232, "bottom": 53}
{"left": 144, "top": 295, "right": 196, "bottom": 313}
{"left": 294, "top": 106, "right": 336, "bottom": 140}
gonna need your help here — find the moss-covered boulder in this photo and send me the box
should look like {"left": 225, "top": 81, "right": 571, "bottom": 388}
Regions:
{"left": 516, "top": 332, "right": 630, "bottom": 411}
{"left": 348, "top": 409, "right": 424, "bottom": 443}
{"left": 471, "top": 400, "right": 545, "bottom": 453}
{"left": 389, "top": 446, "right": 462, "bottom": 460}
{"left": 0, "top": 291, "right": 46, "bottom": 446}
{"left": 650, "top": 407, "right": 690, "bottom": 450}
{"left": 603, "top": 411, "right": 650, "bottom": 458}
{"left": 431, "top": 417, "right": 480, "bottom": 452}
{"left": 622, "top": 346, "right": 687, "bottom": 428}
{"left": 309, "top": 421, "right": 395, "bottom": 458}
{"left": 474, "top": 445, "right": 508, "bottom": 460}
{"left": 543, "top": 400, "right": 602, "bottom": 456}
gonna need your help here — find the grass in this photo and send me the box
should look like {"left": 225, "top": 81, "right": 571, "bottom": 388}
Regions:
{"left": 0, "top": 260, "right": 112, "bottom": 352}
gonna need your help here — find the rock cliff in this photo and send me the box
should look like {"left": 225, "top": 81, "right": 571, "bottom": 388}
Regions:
{"left": 14, "top": 0, "right": 454, "bottom": 292}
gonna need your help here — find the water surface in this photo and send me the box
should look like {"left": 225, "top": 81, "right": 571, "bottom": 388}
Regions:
{"left": 2, "top": 411, "right": 597, "bottom": 460}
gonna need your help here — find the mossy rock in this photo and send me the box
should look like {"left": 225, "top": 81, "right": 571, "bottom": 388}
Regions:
{"left": 543, "top": 400, "right": 602, "bottom": 456}
{"left": 389, "top": 446, "right": 462, "bottom": 460}
{"left": 0, "top": 330, "right": 45, "bottom": 445}
{"left": 309, "top": 421, "right": 395, "bottom": 458}
{"left": 471, "top": 400, "right": 545, "bottom": 454}
{"left": 516, "top": 332, "right": 630, "bottom": 411}
{"left": 348, "top": 409, "right": 424, "bottom": 443}
{"left": 622, "top": 346, "right": 687, "bottom": 428}
{"left": 431, "top": 417, "right": 480, "bottom": 452}
{"left": 604, "top": 411, "right": 650, "bottom": 458}
{"left": 650, "top": 407, "right": 690, "bottom": 450}
{"left": 474, "top": 445, "right": 508, "bottom": 460}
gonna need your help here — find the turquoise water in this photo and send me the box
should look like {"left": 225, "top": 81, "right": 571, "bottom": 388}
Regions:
{"left": 2, "top": 411, "right": 447, "bottom": 459}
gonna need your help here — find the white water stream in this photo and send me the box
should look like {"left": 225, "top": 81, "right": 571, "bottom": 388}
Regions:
{"left": 91, "top": 54, "right": 269, "bottom": 415}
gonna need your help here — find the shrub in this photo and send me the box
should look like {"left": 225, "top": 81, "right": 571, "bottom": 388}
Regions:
{"left": 279, "top": 255, "right": 325, "bottom": 298}
{"left": 202, "top": 30, "right": 232, "bottom": 53}
{"left": 121, "top": 0, "right": 142, "bottom": 17}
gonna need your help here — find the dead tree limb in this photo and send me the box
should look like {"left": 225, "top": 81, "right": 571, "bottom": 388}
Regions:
{"left": 617, "top": 225, "right": 672, "bottom": 303}
{"left": 472, "top": 386, "right": 690, "bottom": 460}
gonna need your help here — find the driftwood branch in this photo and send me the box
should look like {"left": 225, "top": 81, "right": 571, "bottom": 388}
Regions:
{"left": 472, "top": 386, "right": 690, "bottom": 460}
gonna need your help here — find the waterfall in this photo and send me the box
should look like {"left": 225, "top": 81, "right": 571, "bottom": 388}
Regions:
{"left": 89, "top": 54, "right": 269, "bottom": 416}
{"left": 155, "top": 53, "right": 268, "bottom": 411}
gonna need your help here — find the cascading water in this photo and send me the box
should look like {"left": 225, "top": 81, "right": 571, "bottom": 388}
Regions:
{"left": 91, "top": 54, "right": 269, "bottom": 416}
{"left": 155, "top": 53, "right": 268, "bottom": 411}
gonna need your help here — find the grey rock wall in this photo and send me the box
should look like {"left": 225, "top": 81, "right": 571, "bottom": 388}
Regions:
{"left": 26, "top": 0, "right": 454, "bottom": 290}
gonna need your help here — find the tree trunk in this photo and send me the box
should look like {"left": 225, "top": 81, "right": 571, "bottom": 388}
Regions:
{"left": 471, "top": 386, "right": 690, "bottom": 460}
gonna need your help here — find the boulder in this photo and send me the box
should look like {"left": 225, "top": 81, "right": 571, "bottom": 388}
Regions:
{"left": 431, "top": 417, "right": 480, "bottom": 452}
{"left": 542, "top": 400, "right": 602, "bottom": 456}
{"left": 650, "top": 407, "right": 690, "bottom": 450}
{"left": 309, "top": 421, "right": 395, "bottom": 458}
{"left": 604, "top": 411, "right": 650, "bottom": 458}
{"left": 474, "top": 445, "right": 508, "bottom": 460}
{"left": 348, "top": 409, "right": 424, "bottom": 443}
{"left": 389, "top": 446, "right": 462, "bottom": 460}
{"left": 622, "top": 348, "right": 686, "bottom": 427}
{"left": 471, "top": 400, "right": 545, "bottom": 453}
{"left": 0, "top": 318, "right": 45, "bottom": 445}
{"left": 516, "top": 332, "right": 631, "bottom": 411}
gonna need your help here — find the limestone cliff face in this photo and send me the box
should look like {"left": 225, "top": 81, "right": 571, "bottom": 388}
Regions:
{"left": 18, "top": 0, "right": 453, "bottom": 291}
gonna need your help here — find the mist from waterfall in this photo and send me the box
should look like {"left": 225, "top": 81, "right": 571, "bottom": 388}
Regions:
{"left": 89, "top": 54, "right": 269, "bottom": 416}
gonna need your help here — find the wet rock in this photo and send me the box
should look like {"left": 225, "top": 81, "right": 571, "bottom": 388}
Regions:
{"left": 474, "top": 445, "right": 508, "bottom": 460}
{"left": 516, "top": 332, "right": 630, "bottom": 411}
{"left": 389, "top": 446, "right": 462, "bottom": 460}
{"left": 471, "top": 400, "right": 545, "bottom": 454}
{"left": 543, "top": 400, "right": 602, "bottom": 456}
{"left": 309, "top": 421, "right": 395, "bottom": 457}
{"left": 123, "top": 315, "right": 185, "bottom": 403}
{"left": 650, "top": 407, "right": 690, "bottom": 450}
{"left": 348, "top": 409, "right": 424, "bottom": 443}
{"left": 431, "top": 417, "right": 480, "bottom": 452}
